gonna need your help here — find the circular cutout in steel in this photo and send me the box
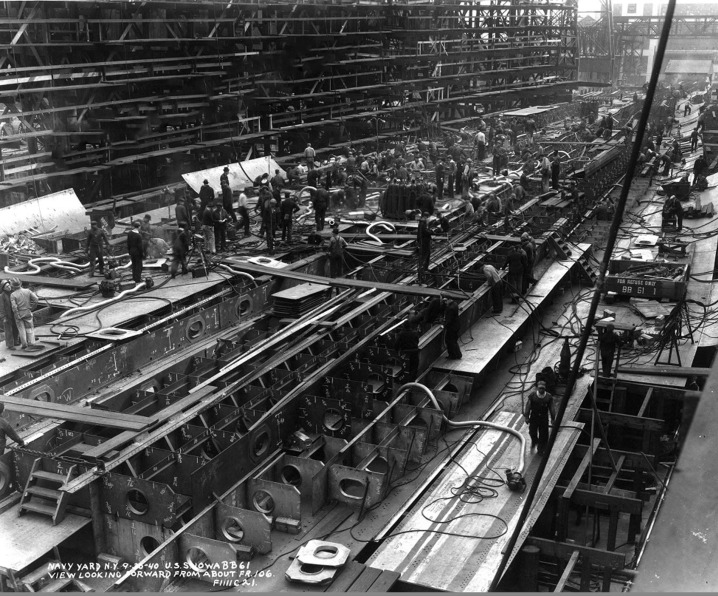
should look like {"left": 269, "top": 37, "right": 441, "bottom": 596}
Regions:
{"left": 127, "top": 489, "right": 149, "bottom": 516}
{"left": 338, "top": 478, "right": 365, "bottom": 499}
{"left": 280, "top": 464, "right": 302, "bottom": 487}
{"left": 252, "top": 489, "right": 275, "bottom": 514}
{"left": 251, "top": 428, "right": 271, "bottom": 459}
{"left": 140, "top": 536, "right": 160, "bottom": 556}
{"left": 236, "top": 297, "right": 252, "bottom": 318}
{"left": 186, "top": 318, "right": 205, "bottom": 341}
{"left": 322, "top": 408, "right": 345, "bottom": 432}
{"left": 221, "top": 517, "right": 245, "bottom": 543}
{"left": 185, "top": 547, "right": 211, "bottom": 573}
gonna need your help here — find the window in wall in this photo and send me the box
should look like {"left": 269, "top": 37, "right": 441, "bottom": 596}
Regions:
{"left": 626, "top": 3, "right": 638, "bottom": 13}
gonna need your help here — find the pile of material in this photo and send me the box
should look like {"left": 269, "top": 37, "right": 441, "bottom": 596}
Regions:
{"left": 272, "top": 283, "right": 330, "bottom": 318}
{"left": 620, "top": 262, "right": 686, "bottom": 280}
{"left": 0, "top": 233, "right": 43, "bottom": 255}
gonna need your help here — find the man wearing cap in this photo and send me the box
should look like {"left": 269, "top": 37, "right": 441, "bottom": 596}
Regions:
{"left": 127, "top": 221, "right": 145, "bottom": 283}
{"left": 0, "top": 280, "right": 19, "bottom": 349}
{"left": 10, "top": 279, "right": 41, "bottom": 351}
{"left": 524, "top": 380, "right": 556, "bottom": 455}
{"left": 85, "top": 221, "right": 109, "bottom": 277}
{"left": 220, "top": 166, "right": 230, "bottom": 188}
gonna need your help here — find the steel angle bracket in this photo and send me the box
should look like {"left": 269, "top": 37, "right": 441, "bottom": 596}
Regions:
{"left": 296, "top": 540, "right": 350, "bottom": 567}
{"left": 285, "top": 557, "right": 338, "bottom": 585}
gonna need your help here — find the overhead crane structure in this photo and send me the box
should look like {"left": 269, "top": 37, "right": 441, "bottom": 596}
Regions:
{"left": 0, "top": 0, "right": 578, "bottom": 204}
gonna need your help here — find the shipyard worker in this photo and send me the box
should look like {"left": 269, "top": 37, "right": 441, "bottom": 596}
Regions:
{"left": 127, "top": 222, "right": 145, "bottom": 283}
{"left": 690, "top": 128, "right": 700, "bottom": 153}
{"left": 327, "top": 227, "right": 348, "bottom": 279}
{"left": 169, "top": 227, "right": 190, "bottom": 279}
{"left": 599, "top": 323, "right": 622, "bottom": 377}
{"left": 435, "top": 211, "right": 450, "bottom": 234}
{"left": 659, "top": 152, "right": 672, "bottom": 177}
{"left": 307, "top": 167, "right": 321, "bottom": 189}
{"left": 264, "top": 198, "right": 278, "bottom": 255}
{"left": 442, "top": 297, "right": 462, "bottom": 360}
{"left": 200, "top": 203, "right": 216, "bottom": 254}
{"left": 462, "top": 159, "right": 474, "bottom": 199}
{"left": 646, "top": 137, "right": 656, "bottom": 153}
{"left": 0, "top": 403, "right": 25, "bottom": 454}
{"left": 417, "top": 212, "right": 432, "bottom": 283}
{"left": 662, "top": 194, "right": 683, "bottom": 232}
{"left": 486, "top": 193, "right": 502, "bottom": 223}
{"left": 236, "top": 190, "right": 251, "bottom": 237}
{"left": 550, "top": 150, "right": 561, "bottom": 190}
{"left": 435, "top": 159, "right": 445, "bottom": 201}
{"left": 538, "top": 151, "right": 551, "bottom": 193}
{"left": 313, "top": 187, "right": 329, "bottom": 231}
{"left": 482, "top": 263, "right": 503, "bottom": 314}
{"left": 10, "top": 278, "right": 41, "bottom": 351}
{"left": 475, "top": 129, "right": 486, "bottom": 161}
{"left": 684, "top": 102, "right": 692, "bottom": 117}
{"left": 694, "top": 154, "right": 708, "bottom": 187}
{"left": 271, "top": 169, "right": 285, "bottom": 192}
{"left": 304, "top": 143, "right": 316, "bottom": 169}
{"left": 220, "top": 166, "right": 230, "bottom": 188}
{"left": 513, "top": 182, "right": 526, "bottom": 204}
{"left": 521, "top": 232, "right": 537, "bottom": 292}
{"left": 175, "top": 195, "right": 191, "bottom": 232}
{"left": 525, "top": 117, "right": 536, "bottom": 145}
{"left": 394, "top": 320, "right": 420, "bottom": 381}
{"left": 85, "top": 221, "right": 109, "bottom": 277}
{"left": 221, "top": 180, "right": 237, "bottom": 223}
{"left": 0, "top": 280, "right": 19, "bottom": 350}
{"left": 447, "top": 158, "right": 457, "bottom": 197}
{"left": 139, "top": 214, "right": 153, "bottom": 253}
{"left": 421, "top": 296, "right": 445, "bottom": 325}
{"left": 504, "top": 243, "right": 526, "bottom": 302}
{"left": 199, "top": 179, "right": 215, "bottom": 216}
{"left": 524, "top": 380, "right": 556, "bottom": 455}
{"left": 212, "top": 202, "right": 229, "bottom": 252}
{"left": 280, "top": 192, "right": 300, "bottom": 244}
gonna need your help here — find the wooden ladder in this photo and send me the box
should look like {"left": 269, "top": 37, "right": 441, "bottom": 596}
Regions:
{"left": 19, "top": 459, "right": 76, "bottom": 526}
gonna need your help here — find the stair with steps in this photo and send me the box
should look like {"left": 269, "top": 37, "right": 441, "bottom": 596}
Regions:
{"left": 19, "top": 459, "right": 75, "bottom": 525}
{"left": 17, "top": 558, "right": 92, "bottom": 592}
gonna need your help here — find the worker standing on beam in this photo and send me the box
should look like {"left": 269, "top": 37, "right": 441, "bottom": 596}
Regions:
{"left": 10, "top": 278, "right": 41, "bottom": 351}
{"left": 475, "top": 129, "right": 486, "bottom": 161}
{"left": 416, "top": 212, "right": 432, "bottom": 284}
{"left": 304, "top": 143, "right": 316, "bottom": 170}
{"left": 524, "top": 380, "right": 556, "bottom": 456}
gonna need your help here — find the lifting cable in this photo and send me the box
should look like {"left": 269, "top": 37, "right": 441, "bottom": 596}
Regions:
{"left": 489, "top": 0, "right": 678, "bottom": 588}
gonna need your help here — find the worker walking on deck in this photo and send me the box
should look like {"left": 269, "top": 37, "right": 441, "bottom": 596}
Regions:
{"left": 127, "top": 221, "right": 145, "bottom": 283}
{"left": 0, "top": 403, "right": 25, "bottom": 454}
{"left": 504, "top": 243, "right": 527, "bottom": 302}
{"left": 524, "top": 380, "right": 556, "bottom": 456}
{"left": 85, "top": 221, "right": 109, "bottom": 277}
{"left": 10, "top": 278, "right": 41, "bottom": 351}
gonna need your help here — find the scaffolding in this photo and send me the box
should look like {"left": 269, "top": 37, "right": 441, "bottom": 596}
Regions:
{"left": 0, "top": 0, "right": 578, "bottom": 204}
